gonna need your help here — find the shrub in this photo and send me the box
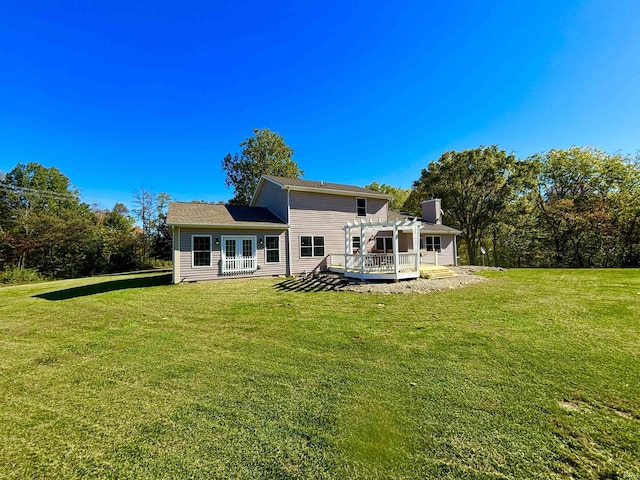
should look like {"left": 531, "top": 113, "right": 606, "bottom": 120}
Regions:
{"left": 1, "top": 267, "right": 45, "bottom": 285}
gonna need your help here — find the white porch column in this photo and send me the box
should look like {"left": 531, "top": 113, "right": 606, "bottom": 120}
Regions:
{"left": 344, "top": 226, "right": 350, "bottom": 254}
{"left": 360, "top": 223, "right": 365, "bottom": 275}
{"left": 413, "top": 223, "right": 420, "bottom": 272}
{"left": 172, "top": 226, "right": 180, "bottom": 284}
{"left": 393, "top": 225, "right": 399, "bottom": 276}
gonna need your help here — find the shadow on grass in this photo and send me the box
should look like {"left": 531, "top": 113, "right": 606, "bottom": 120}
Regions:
{"left": 35, "top": 273, "right": 172, "bottom": 301}
{"left": 273, "top": 274, "right": 351, "bottom": 293}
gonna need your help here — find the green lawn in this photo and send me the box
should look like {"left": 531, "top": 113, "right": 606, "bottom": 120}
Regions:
{"left": 1, "top": 269, "right": 638, "bottom": 479}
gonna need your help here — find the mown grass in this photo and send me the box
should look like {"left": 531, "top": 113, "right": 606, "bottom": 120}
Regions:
{"left": 0, "top": 269, "right": 638, "bottom": 479}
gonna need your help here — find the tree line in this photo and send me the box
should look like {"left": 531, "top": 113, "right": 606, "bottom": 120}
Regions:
{"left": 399, "top": 146, "right": 640, "bottom": 267}
{"left": 0, "top": 163, "right": 172, "bottom": 282}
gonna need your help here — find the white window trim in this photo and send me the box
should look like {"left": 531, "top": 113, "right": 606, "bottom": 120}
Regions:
{"left": 422, "top": 235, "right": 442, "bottom": 253}
{"left": 191, "top": 234, "right": 213, "bottom": 268}
{"left": 352, "top": 236, "right": 361, "bottom": 251}
{"left": 264, "top": 235, "right": 280, "bottom": 264}
{"left": 375, "top": 236, "right": 393, "bottom": 253}
{"left": 356, "top": 197, "right": 367, "bottom": 217}
{"left": 300, "top": 235, "right": 325, "bottom": 258}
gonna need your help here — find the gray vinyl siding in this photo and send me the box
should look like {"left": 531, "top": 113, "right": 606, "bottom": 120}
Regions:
{"left": 420, "top": 234, "right": 456, "bottom": 266}
{"left": 288, "top": 191, "right": 388, "bottom": 274}
{"left": 437, "top": 235, "right": 456, "bottom": 265}
{"left": 177, "top": 227, "right": 287, "bottom": 282}
{"left": 253, "top": 180, "right": 288, "bottom": 222}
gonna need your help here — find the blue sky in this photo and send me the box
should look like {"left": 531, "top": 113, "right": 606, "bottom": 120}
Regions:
{"left": 1, "top": 0, "right": 639, "bottom": 208}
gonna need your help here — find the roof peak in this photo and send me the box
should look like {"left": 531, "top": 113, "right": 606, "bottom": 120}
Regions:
{"left": 259, "top": 175, "right": 392, "bottom": 197}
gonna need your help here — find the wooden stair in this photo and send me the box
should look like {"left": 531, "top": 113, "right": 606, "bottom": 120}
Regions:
{"left": 419, "top": 265, "right": 458, "bottom": 279}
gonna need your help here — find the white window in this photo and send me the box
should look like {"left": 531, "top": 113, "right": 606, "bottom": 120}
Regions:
{"left": 192, "top": 235, "right": 212, "bottom": 267}
{"left": 422, "top": 236, "right": 442, "bottom": 252}
{"left": 375, "top": 237, "right": 393, "bottom": 253}
{"left": 300, "top": 236, "right": 325, "bottom": 257}
{"left": 352, "top": 236, "right": 361, "bottom": 251}
{"left": 356, "top": 198, "right": 367, "bottom": 217}
{"left": 265, "top": 236, "right": 280, "bottom": 263}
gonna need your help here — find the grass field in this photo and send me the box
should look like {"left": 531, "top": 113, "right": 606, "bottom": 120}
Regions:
{"left": 1, "top": 269, "right": 639, "bottom": 479}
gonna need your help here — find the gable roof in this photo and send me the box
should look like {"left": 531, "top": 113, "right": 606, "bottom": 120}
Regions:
{"left": 388, "top": 210, "right": 462, "bottom": 235}
{"left": 167, "top": 202, "right": 288, "bottom": 229}
{"left": 251, "top": 175, "right": 391, "bottom": 205}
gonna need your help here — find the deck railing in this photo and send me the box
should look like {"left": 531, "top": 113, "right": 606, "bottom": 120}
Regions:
{"left": 330, "top": 253, "right": 419, "bottom": 273}
{"left": 222, "top": 256, "right": 257, "bottom": 274}
{"left": 420, "top": 251, "right": 439, "bottom": 266}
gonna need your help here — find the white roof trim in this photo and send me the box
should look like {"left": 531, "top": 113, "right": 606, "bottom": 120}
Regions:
{"left": 343, "top": 218, "right": 421, "bottom": 230}
{"left": 251, "top": 175, "right": 392, "bottom": 204}
{"left": 167, "top": 222, "right": 289, "bottom": 230}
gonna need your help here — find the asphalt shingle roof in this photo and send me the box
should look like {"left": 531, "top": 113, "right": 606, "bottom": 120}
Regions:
{"left": 167, "top": 202, "right": 287, "bottom": 227}
{"left": 388, "top": 210, "right": 462, "bottom": 234}
{"left": 262, "top": 175, "right": 391, "bottom": 197}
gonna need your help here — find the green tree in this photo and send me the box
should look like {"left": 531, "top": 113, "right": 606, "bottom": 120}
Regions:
{"left": 365, "top": 182, "right": 411, "bottom": 211}
{"left": 409, "top": 146, "right": 529, "bottom": 265}
{"left": 610, "top": 155, "right": 640, "bottom": 266}
{"left": 152, "top": 192, "right": 172, "bottom": 260}
{"left": 532, "top": 147, "right": 639, "bottom": 267}
{"left": 222, "top": 128, "right": 302, "bottom": 206}
{"left": 0, "top": 163, "right": 83, "bottom": 270}
{"left": 93, "top": 203, "right": 139, "bottom": 272}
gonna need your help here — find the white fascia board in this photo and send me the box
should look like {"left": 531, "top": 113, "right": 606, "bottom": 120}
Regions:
{"left": 419, "top": 225, "right": 461, "bottom": 235}
{"left": 286, "top": 186, "right": 392, "bottom": 199}
{"left": 168, "top": 223, "right": 289, "bottom": 230}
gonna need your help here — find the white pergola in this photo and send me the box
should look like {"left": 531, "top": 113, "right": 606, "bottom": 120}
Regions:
{"left": 341, "top": 218, "right": 421, "bottom": 279}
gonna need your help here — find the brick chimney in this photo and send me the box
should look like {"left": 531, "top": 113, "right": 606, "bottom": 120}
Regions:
{"left": 420, "top": 198, "right": 442, "bottom": 224}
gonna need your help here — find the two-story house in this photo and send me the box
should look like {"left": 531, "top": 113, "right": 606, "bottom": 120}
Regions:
{"left": 167, "top": 175, "right": 460, "bottom": 283}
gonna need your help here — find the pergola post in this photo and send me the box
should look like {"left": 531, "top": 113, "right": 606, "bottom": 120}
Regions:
{"left": 393, "top": 225, "right": 399, "bottom": 276}
{"left": 413, "top": 223, "right": 420, "bottom": 272}
{"left": 360, "top": 223, "right": 365, "bottom": 275}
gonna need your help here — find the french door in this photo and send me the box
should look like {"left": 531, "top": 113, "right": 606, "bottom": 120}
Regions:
{"left": 221, "top": 236, "right": 257, "bottom": 274}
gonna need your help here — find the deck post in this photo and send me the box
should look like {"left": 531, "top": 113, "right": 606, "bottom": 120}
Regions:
{"left": 413, "top": 223, "right": 420, "bottom": 272}
{"left": 360, "top": 223, "right": 365, "bottom": 276}
{"left": 393, "top": 225, "right": 399, "bottom": 277}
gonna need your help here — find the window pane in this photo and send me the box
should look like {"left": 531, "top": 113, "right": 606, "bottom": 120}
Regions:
{"left": 376, "top": 238, "right": 384, "bottom": 251}
{"left": 266, "top": 237, "right": 279, "bottom": 249}
{"left": 434, "top": 237, "right": 441, "bottom": 252}
{"left": 225, "top": 239, "right": 236, "bottom": 257}
{"left": 194, "top": 251, "right": 210, "bottom": 266}
{"left": 300, "top": 236, "right": 312, "bottom": 257}
{"left": 357, "top": 198, "right": 366, "bottom": 216}
{"left": 314, "top": 245, "right": 325, "bottom": 256}
{"left": 352, "top": 236, "right": 360, "bottom": 249}
{"left": 425, "top": 237, "right": 434, "bottom": 251}
{"left": 193, "top": 236, "right": 210, "bottom": 251}
{"left": 267, "top": 249, "right": 279, "bottom": 263}
{"left": 313, "top": 236, "right": 324, "bottom": 246}
{"left": 243, "top": 239, "right": 252, "bottom": 257}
